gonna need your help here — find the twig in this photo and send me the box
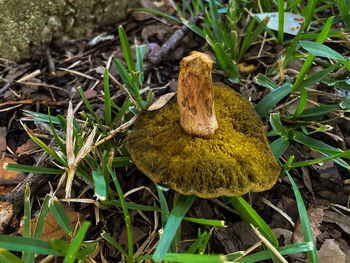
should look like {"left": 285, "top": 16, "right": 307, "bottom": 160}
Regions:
{"left": 144, "top": 13, "right": 202, "bottom": 74}
{"left": 250, "top": 224, "right": 288, "bottom": 263}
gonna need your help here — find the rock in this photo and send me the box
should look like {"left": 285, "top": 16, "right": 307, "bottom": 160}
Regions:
{"left": 0, "top": 0, "right": 140, "bottom": 61}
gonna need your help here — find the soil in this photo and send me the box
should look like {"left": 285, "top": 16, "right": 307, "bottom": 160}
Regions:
{"left": 0, "top": 5, "right": 349, "bottom": 263}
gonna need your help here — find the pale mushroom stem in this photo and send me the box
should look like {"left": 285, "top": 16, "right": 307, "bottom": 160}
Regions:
{"left": 177, "top": 51, "right": 219, "bottom": 137}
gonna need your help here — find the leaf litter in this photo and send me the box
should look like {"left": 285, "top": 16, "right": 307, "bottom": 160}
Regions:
{"left": 0, "top": 1, "right": 349, "bottom": 262}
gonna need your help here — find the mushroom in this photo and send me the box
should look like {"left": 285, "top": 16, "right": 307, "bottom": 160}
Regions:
{"left": 126, "top": 51, "right": 280, "bottom": 198}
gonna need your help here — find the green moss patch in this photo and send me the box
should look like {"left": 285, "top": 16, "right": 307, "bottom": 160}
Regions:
{"left": 126, "top": 83, "right": 280, "bottom": 198}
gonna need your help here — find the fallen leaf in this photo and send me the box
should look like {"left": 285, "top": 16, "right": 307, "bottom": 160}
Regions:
{"left": 0, "top": 186, "right": 15, "bottom": 194}
{"left": 148, "top": 92, "right": 176, "bottom": 111}
{"left": 18, "top": 210, "right": 85, "bottom": 241}
{"left": 83, "top": 89, "right": 98, "bottom": 100}
{"left": 323, "top": 210, "right": 350, "bottom": 235}
{"left": 0, "top": 157, "right": 26, "bottom": 185}
{"left": 232, "top": 221, "right": 260, "bottom": 247}
{"left": 272, "top": 228, "right": 293, "bottom": 245}
{"left": 117, "top": 226, "right": 146, "bottom": 245}
{"left": 293, "top": 206, "right": 323, "bottom": 244}
{"left": 141, "top": 25, "right": 169, "bottom": 43}
{"left": 301, "top": 166, "right": 315, "bottom": 200}
{"left": 318, "top": 239, "right": 346, "bottom": 263}
{"left": 16, "top": 139, "right": 40, "bottom": 155}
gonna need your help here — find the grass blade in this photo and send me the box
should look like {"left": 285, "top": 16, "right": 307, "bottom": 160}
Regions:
{"left": 118, "top": 25, "right": 135, "bottom": 73}
{"left": 270, "top": 113, "right": 287, "bottom": 136}
{"left": 288, "top": 149, "right": 350, "bottom": 169}
{"left": 78, "top": 87, "right": 107, "bottom": 134}
{"left": 153, "top": 195, "right": 196, "bottom": 262}
{"left": 22, "top": 124, "right": 65, "bottom": 164}
{"left": 101, "top": 231, "right": 128, "bottom": 258}
{"left": 49, "top": 198, "right": 73, "bottom": 235}
{"left": 139, "top": 253, "right": 226, "bottom": 263}
{"left": 255, "top": 83, "right": 293, "bottom": 117}
{"left": 292, "top": 87, "right": 308, "bottom": 118}
{"left": 135, "top": 43, "right": 146, "bottom": 84}
{"left": 132, "top": 8, "right": 182, "bottom": 24}
{"left": 0, "top": 236, "right": 59, "bottom": 255}
{"left": 255, "top": 74, "right": 278, "bottom": 90}
{"left": 286, "top": 172, "right": 318, "bottom": 262}
{"left": 108, "top": 166, "right": 134, "bottom": 262}
{"left": 294, "top": 133, "right": 343, "bottom": 155}
{"left": 4, "top": 163, "right": 64, "bottom": 174}
{"left": 337, "top": 0, "right": 350, "bottom": 26}
{"left": 293, "top": 17, "right": 333, "bottom": 90}
{"left": 302, "top": 0, "right": 317, "bottom": 31}
{"left": 230, "top": 197, "right": 278, "bottom": 248}
{"left": 104, "top": 68, "right": 111, "bottom": 127}
{"left": 33, "top": 195, "right": 51, "bottom": 240}
{"left": 277, "top": 0, "right": 284, "bottom": 43}
{"left": 183, "top": 217, "right": 226, "bottom": 227}
{"left": 270, "top": 136, "right": 290, "bottom": 159}
{"left": 21, "top": 110, "right": 60, "bottom": 124}
{"left": 92, "top": 167, "right": 108, "bottom": 201}
{"left": 0, "top": 249, "right": 24, "bottom": 263}
{"left": 299, "top": 41, "right": 346, "bottom": 61}
{"left": 298, "top": 63, "right": 339, "bottom": 90}
{"left": 233, "top": 242, "right": 314, "bottom": 262}
{"left": 209, "top": 0, "right": 223, "bottom": 42}
{"left": 63, "top": 222, "right": 91, "bottom": 263}
{"left": 298, "top": 105, "right": 340, "bottom": 118}
{"left": 22, "top": 184, "right": 33, "bottom": 263}
{"left": 48, "top": 108, "right": 66, "bottom": 152}
{"left": 155, "top": 183, "right": 170, "bottom": 228}
{"left": 181, "top": 16, "right": 205, "bottom": 38}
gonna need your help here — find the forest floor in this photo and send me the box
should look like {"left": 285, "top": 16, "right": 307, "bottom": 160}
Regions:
{"left": 0, "top": 1, "right": 349, "bottom": 262}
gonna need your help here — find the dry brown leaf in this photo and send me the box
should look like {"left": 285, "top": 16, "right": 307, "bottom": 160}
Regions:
{"left": 0, "top": 186, "right": 15, "bottom": 194}
{"left": 0, "top": 157, "right": 26, "bottom": 185}
{"left": 323, "top": 210, "right": 350, "bottom": 235}
{"left": 18, "top": 210, "right": 85, "bottom": 241}
{"left": 141, "top": 25, "right": 169, "bottom": 43}
{"left": 293, "top": 207, "right": 323, "bottom": 243}
{"left": 301, "top": 166, "right": 315, "bottom": 200}
{"left": 318, "top": 239, "right": 346, "bottom": 263}
{"left": 272, "top": 228, "right": 293, "bottom": 245}
{"left": 16, "top": 139, "right": 40, "bottom": 155}
{"left": 117, "top": 226, "right": 146, "bottom": 246}
{"left": 147, "top": 92, "right": 176, "bottom": 111}
{"left": 84, "top": 89, "right": 97, "bottom": 100}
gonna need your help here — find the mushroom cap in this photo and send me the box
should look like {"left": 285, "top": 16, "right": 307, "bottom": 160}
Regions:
{"left": 126, "top": 83, "right": 280, "bottom": 198}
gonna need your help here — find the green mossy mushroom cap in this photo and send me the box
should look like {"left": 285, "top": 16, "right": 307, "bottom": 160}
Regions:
{"left": 126, "top": 83, "right": 280, "bottom": 198}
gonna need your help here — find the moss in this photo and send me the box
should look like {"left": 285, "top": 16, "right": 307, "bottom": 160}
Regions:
{"left": 126, "top": 83, "right": 280, "bottom": 198}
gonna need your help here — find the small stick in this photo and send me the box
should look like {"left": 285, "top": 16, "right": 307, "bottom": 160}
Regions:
{"left": 145, "top": 14, "right": 202, "bottom": 73}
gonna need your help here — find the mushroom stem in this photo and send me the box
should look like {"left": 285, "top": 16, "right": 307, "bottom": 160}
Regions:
{"left": 177, "top": 52, "right": 219, "bottom": 137}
